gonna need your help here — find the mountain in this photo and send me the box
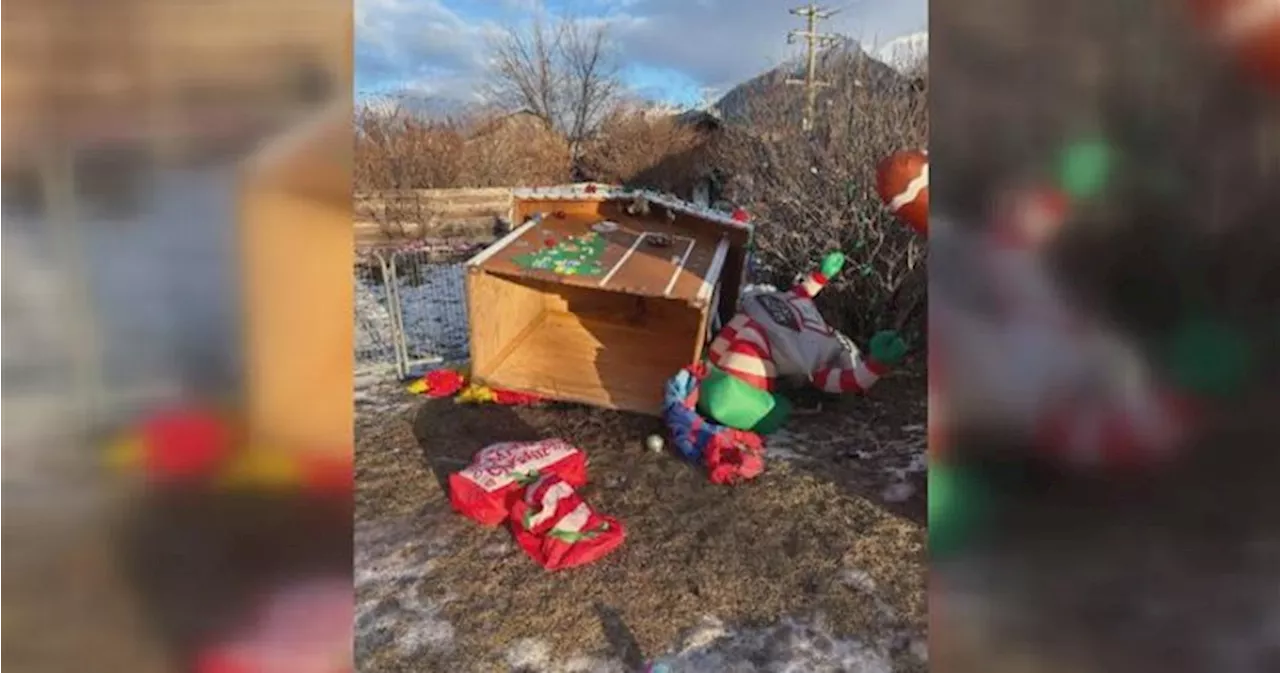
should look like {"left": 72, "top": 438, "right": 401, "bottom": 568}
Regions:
{"left": 875, "top": 31, "right": 928, "bottom": 74}
{"left": 708, "top": 35, "right": 916, "bottom": 124}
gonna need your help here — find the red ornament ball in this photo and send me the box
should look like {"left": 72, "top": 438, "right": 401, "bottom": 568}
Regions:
{"left": 730, "top": 207, "right": 750, "bottom": 222}
{"left": 1189, "top": 0, "right": 1280, "bottom": 92}
{"left": 875, "top": 150, "right": 929, "bottom": 237}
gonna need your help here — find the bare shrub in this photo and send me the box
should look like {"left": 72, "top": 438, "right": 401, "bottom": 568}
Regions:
{"left": 577, "top": 104, "right": 706, "bottom": 186}
{"left": 353, "top": 104, "right": 465, "bottom": 192}
{"left": 713, "top": 52, "right": 929, "bottom": 341}
{"left": 458, "top": 110, "right": 572, "bottom": 187}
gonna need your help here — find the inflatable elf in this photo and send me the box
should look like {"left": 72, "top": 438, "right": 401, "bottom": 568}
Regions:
{"left": 695, "top": 253, "right": 910, "bottom": 433}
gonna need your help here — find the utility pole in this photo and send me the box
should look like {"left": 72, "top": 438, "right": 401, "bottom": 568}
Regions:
{"left": 786, "top": 3, "right": 842, "bottom": 132}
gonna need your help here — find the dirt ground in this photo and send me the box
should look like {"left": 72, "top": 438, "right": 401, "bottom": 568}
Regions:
{"left": 354, "top": 371, "right": 928, "bottom": 672}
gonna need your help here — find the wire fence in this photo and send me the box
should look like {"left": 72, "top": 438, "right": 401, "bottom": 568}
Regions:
{"left": 354, "top": 241, "right": 484, "bottom": 380}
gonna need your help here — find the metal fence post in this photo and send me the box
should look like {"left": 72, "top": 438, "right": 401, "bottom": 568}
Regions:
{"left": 379, "top": 251, "right": 409, "bottom": 380}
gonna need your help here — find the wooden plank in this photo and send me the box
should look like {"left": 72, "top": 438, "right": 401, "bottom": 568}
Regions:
{"left": 466, "top": 270, "right": 545, "bottom": 379}
{"left": 478, "top": 310, "right": 700, "bottom": 416}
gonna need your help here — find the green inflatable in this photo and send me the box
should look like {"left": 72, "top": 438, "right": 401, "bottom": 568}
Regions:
{"left": 929, "top": 462, "right": 991, "bottom": 558}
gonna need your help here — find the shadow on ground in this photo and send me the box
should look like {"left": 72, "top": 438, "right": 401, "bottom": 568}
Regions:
{"left": 116, "top": 490, "right": 353, "bottom": 667}
{"left": 354, "top": 382, "right": 926, "bottom": 672}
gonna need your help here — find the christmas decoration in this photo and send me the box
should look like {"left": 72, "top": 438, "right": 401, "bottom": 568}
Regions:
{"left": 1056, "top": 138, "right": 1114, "bottom": 201}
{"left": 1165, "top": 315, "right": 1254, "bottom": 399}
{"left": 875, "top": 150, "right": 929, "bottom": 236}
{"left": 701, "top": 251, "right": 908, "bottom": 431}
{"left": 1189, "top": 0, "right": 1280, "bottom": 92}
{"left": 107, "top": 407, "right": 352, "bottom": 497}
{"left": 928, "top": 462, "right": 991, "bottom": 558}
{"left": 511, "top": 231, "right": 609, "bottom": 276}
{"left": 406, "top": 368, "right": 466, "bottom": 397}
{"left": 662, "top": 364, "right": 769, "bottom": 485}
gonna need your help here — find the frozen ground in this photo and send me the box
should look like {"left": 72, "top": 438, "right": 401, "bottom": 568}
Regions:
{"left": 354, "top": 374, "right": 927, "bottom": 673}
{"left": 354, "top": 262, "right": 469, "bottom": 372}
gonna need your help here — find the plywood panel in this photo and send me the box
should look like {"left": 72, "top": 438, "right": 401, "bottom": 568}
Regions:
{"left": 467, "top": 270, "right": 545, "bottom": 379}
{"left": 478, "top": 310, "right": 699, "bottom": 415}
{"left": 239, "top": 188, "right": 351, "bottom": 454}
{"left": 478, "top": 211, "right": 722, "bottom": 303}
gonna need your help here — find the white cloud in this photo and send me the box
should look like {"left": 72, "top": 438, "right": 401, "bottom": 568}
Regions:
{"left": 356, "top": 0, "right": 926, "bottom": 101}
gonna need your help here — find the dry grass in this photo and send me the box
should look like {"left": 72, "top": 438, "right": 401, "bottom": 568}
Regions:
{"left": 355, "top": 372, "right": 926, "bottom": 671}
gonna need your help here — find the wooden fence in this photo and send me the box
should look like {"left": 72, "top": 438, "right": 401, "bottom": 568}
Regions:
{"left": 354, "top": 187, "right": 513, "bottom": 244}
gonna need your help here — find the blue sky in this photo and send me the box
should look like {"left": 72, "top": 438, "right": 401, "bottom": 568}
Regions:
{"left": 356, "top": 0, "right": 926, "bottom": 107}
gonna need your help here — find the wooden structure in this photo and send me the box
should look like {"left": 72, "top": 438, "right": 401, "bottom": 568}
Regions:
{"left": 238, "top": 104, "right": 352, "bottom": 454}
{"left": 466, "top": 184, "right": 754, "bottom": 415}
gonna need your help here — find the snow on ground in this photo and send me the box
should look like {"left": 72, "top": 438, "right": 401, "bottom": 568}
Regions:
{"left": 354, "top": 266, "right": 925, "bottom": 673}
{"left": 767, "top": 422, "right": 927, "bottom": 504}
{"left": 356, "top": 506, "right": 918, "bottom": 673}
{"left": 355, "top": 516, "right": 458, "bottom": 663}
{"left": 354, "top": 261, "right": 469, "bottom": 372}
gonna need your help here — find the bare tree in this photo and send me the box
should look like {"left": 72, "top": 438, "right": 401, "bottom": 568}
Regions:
{"left": 483, "top": 15, "right": 621, "bottom": 164}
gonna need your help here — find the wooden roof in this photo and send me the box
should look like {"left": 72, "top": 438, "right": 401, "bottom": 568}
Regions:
{"left": 469, "top": 185, "right": 751, "bottom": 304}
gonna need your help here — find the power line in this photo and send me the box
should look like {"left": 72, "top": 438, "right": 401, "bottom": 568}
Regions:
{"left": 785, "top": 3, "right": 844, "bottom": 132}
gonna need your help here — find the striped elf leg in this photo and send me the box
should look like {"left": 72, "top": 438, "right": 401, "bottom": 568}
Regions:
{"left": 1034, "top": 385, "right": 1197, "bottom": 469}
{"left": 791, "top": 267, "right": 830, "bottom": 299}
{"left": 810, "top": 334, "right": 890, "bottom": 394}
{"left": 707, "top": 313, "right": 777, "bottom": 391}
{"left": 928, "top": 349, "right": 950, "bottom": 460}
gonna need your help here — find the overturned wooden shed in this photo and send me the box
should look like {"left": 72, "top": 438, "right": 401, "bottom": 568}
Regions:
{"left": 466, "top": 184, "right": 754, "bottom": 415}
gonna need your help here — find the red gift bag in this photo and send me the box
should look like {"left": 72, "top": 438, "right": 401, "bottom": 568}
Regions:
{"left": 448, "top": 440, "right": 588, "bottom": 526}
{"left": 509, "top": 474, "right": 625, "bottom": 571}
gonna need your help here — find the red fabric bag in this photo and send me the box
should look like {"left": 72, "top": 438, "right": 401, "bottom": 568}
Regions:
{"left": 447, "top": 440, "right": 588, "bottom": 526}
{"left": 704, "top": 430, "right": 766, "bottom": 485}
{"left": 509, "top": 474, "right": 625, "bottom": 571}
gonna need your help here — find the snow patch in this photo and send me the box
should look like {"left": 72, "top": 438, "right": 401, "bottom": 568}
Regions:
{"left": 875, "top": 31, "right": 928, "bottom": 74}
{"left": 355, "top": 520, "right": 457, "bottom": 660}
{"left": 648, "top": 615, "right": 895, "bottom": 673}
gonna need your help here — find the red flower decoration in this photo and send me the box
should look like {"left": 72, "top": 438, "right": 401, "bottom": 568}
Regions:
{"left": 423, "top": 369, "right": 465, "bottom": 398}
{"left": 730, "top": 208, "right": 750, "bottom": 223}
{"left": 584, "top": 184, "right": 598, "bottom": 194}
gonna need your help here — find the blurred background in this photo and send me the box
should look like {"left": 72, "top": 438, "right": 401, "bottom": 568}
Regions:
{"left": 3, "top": 1, "right": 351, "bottom": 671}
{"left": 931, "top": 1, "right": 1280, "bottom": 672}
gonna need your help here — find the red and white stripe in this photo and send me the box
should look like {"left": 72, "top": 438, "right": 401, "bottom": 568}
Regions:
{"left": 887, "top": 162, "right": 928, "bottom": 214}
{"left": 811, "top": 356, "right": 888, "bottom": 394}
{"left": 791, "top": 270, "right": 829, "bottom": 299}
{"left": 708, "top": 314, "right": 777, "bottom": 390}
{"left": 1034, "top": 387, "right": 1196, "bottom": 469}
{"left": 928, "top": 351, "right": 950, "bottom": 459}
{"left": 520, "top": 475, "right": 580, "bottom": 533}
